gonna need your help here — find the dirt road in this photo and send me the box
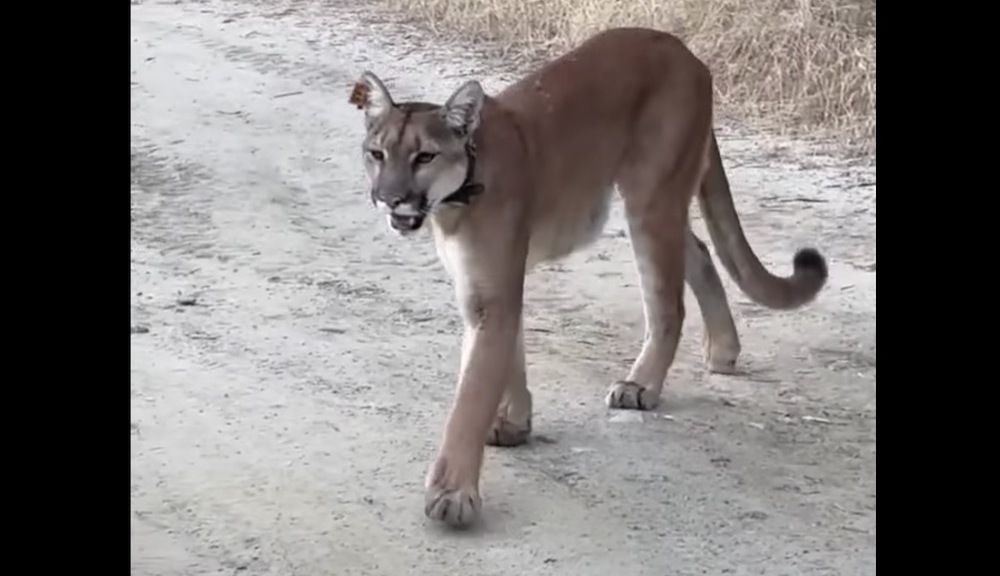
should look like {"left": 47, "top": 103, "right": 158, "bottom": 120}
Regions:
{"left": 130, "top": 1, "right": 876, "bottom": 574}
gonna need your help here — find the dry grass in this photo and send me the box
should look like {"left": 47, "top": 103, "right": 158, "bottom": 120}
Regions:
{"left": 381, "top": 0, "right": 876, "bottom": 156}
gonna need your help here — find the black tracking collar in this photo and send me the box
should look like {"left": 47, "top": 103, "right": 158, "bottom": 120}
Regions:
{"left": 440, "top": 141, "right": 484, "bottom": 206}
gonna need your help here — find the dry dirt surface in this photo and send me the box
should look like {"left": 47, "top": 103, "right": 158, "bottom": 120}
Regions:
{"left": 130, "top": 1, "right": 876, "bottom": 574}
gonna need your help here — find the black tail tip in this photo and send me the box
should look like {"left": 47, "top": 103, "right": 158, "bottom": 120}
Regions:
{"left": 793, "top": 248, "right": 828, "bottom": 281}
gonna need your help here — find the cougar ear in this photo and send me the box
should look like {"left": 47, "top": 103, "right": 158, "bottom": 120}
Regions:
{"left": 442, "top": 80, "right": 484, "bottom": 136}
{"left": 349, "top": 71, "right": 394, "bottom": 126}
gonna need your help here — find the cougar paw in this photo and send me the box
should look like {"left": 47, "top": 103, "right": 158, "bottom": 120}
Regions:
{"left": 707, "top": 354, "right": 738, "bottom": 375}
{"left": 704, "top": 337, "right": 740, "bottom": 375}
{"left": 424, "top": 456, "right": 482, "bottom": 528}
{"left": 605, "top": 380, "right": 659, "bottom": 410}
{"left": 424, "top": 485, "right": 481, "bottom": 528}
{"left": 486, "top": 416, "right": 531, "bottom": 447}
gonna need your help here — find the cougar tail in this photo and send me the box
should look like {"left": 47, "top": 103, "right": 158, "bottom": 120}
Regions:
{"left": 696, "top": 131, "right": 828, "bottom": 310}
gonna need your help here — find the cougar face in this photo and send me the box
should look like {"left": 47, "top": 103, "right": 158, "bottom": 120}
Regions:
{"left": 352, "top": 73, "right": 484, "bottom": 235}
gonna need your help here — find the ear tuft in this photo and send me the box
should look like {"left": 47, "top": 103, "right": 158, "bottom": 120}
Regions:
{"left": 351, "top": 71, "right": 394, "bottom": 125}
{"left": 348, "top": 81, "right": 370, "bottom": 109}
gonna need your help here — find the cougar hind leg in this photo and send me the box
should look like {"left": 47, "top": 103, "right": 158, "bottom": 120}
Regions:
{"left": 606, "top": 184, "right": 689, "bottom": 410}
{"left": 606, "top": 75, "right": 714, "bottom": 410}
{"left": 685, "top": 228, "right": 741, "bottom": 374}
{"left": 607, "top": 160, "right": 705, "bottom": 409}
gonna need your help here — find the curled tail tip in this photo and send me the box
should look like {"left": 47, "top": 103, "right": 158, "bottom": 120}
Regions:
{"left": 793, "top": 247, "right": 828, "bottom": 282}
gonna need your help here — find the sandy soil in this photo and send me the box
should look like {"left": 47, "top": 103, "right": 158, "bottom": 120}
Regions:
{"left": 130, "top": 1, "right": 876, "bottom": 574}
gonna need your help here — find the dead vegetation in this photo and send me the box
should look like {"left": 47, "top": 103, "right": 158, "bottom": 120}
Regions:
{"left": 381, "top": 0, "right": 876, "bottom": 157}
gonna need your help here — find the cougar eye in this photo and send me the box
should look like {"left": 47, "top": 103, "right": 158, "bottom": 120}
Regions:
{"left": 414, "top": 152, "right": 437, "bottom": 165}
{"left": 367, "top": 149, "right": 385, "bottom": 162}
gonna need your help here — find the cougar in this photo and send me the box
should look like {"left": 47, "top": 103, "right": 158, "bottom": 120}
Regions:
{"left": 349, "top": 27, "right": 827, "bottom": 528}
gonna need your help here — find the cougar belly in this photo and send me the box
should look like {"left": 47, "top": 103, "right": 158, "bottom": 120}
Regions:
{"left": 526, "top": 188, "right": 613, "bottom": 270}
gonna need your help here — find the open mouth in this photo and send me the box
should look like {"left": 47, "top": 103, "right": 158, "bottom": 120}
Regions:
{"left": 389, "top": 213, "right": 425, "bottom": 232}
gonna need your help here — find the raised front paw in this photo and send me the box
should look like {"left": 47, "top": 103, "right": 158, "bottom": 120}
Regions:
{"left": 424, "top": 457, "right": 481, "bottom": 528}
{"left": 605, "top": 380, "right": 659, "bottom": 410}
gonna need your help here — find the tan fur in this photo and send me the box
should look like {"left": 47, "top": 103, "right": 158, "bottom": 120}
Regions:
{"left": 351, "top": 27, "right": 827, "bottom": 528}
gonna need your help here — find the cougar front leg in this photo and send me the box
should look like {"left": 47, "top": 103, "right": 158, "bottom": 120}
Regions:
{"left": 424, "top": 291, "right": 524, "bottom": 528}
{"left": 486, "top": 323, "right": 532, "bottom": 447}
{"left": 685, "top": 228, "right": 741, "bottom": 374}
